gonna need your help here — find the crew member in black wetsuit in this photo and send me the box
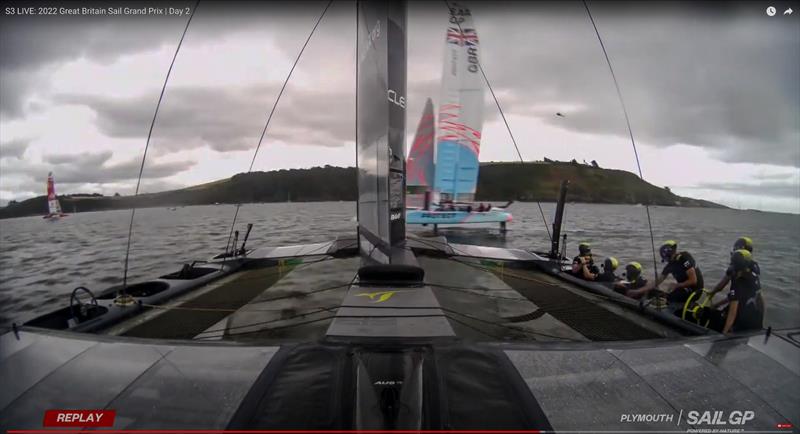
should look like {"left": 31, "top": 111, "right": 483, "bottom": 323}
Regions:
{"left": 627, "top": 240, "right": 704, "bottom": 303}
{"left": 595, "top": 257, "right": 619, "bottom": 283}
{"left": 616, "top": 262, "right": 648, "bottom": 296}
{"left": 709, "top": 237, "right": 762, "bottom": 305}
{"left": 711, "top": 249, "right": 764, "bottom": 333}
{"left": 570, "top": 242, "right": 599, "bottom": 280}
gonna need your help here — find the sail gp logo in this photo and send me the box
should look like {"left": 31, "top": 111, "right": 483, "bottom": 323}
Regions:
{"left": 620, "top": 410, "right": 759, "bottom": 430}
{"left": 685, "top": 410, "right": 755, "bottom": 426}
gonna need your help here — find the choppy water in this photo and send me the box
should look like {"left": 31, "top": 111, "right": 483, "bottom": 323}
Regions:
{"left": 1, "top": 202, "right": 798, "bottom": 330}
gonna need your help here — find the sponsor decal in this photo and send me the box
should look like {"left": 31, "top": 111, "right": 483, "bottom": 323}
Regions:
{"left": 42, "top": 410, "right": 116, "bottom": 427}
{"left": 387, "top": 89, "right": 406, "bottom": 109}
{"left": 356, "top": 290, "right": 399, "bottom": 303}
{"left": 421, "top": 212, "right": 457, "bottom": 219}
{"left": 358, "top": 19, "right": 381, "bottom": 63}
{"left": 374, "top": 380, "right": 404, "bottom": 386}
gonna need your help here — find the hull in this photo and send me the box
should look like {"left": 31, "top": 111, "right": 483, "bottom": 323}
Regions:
{"left": 406, "top": 208, "right": 511, "bottom": 225}
{"left": 2, "top": 237, "right": 796, "bottom": 431}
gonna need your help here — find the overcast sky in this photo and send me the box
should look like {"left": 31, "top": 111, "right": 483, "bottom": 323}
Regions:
{"left": 1, "top": 0, "right": 798, "bottom": 213}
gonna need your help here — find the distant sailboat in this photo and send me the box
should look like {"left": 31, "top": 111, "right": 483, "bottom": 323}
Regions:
{"left": 406, "top": 3, "right": 511, "bottom": 231}
{"left": 43, "top": 172, "right": 68, "bottom": 220}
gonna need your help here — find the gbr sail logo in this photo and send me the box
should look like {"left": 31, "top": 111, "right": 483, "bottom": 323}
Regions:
{"left": 446, "top": 6, "right": 479, "bottom": 74}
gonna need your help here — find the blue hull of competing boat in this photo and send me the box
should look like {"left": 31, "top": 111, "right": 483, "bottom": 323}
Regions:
{"left": 406, "top": 208, "right": 512, "bottom": 225}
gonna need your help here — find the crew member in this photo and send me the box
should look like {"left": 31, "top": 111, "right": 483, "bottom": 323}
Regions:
{"left": 714, "top": 249, "right": 764, "bottom": 333}
{"left": 570, "top": 242, "right": 599, "bottom": 280}
{"left": 615, "top": 262, "right": 648, "bottom": 296}
{"left": 595, "top": 257, "right": 619, "bottom": 283}
{"left": 709, "top": 237, "right": 761, "bottom": 301}
{"left": 627, "top": 240, "right": 704, "bottom": 303}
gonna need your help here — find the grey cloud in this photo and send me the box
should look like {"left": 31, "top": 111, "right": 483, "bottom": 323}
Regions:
{"left": 466, "top": 2, "right": 800, "bottom": 167}
{"left": 0, "top": 138, "right": 30, "bottom": 159}
{"left": 55, "top": 82, "right": 358, "bottom": 152}
{"left": 1, "top": 151, "right": 195, "bottom": 185}
{"left": 0, "top": 1, "right": 332, "bottom": 117}
{"left": 43, "top": 150, "right": 112, "bottom": 166}
{"left": 4, "top": 1, "right": 798, "bottom": 169}
{"left": 694, "top": 180, "right": 800, "bottom": 198}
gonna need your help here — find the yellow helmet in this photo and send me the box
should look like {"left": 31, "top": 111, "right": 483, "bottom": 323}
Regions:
{"left": 659, "top": 240, "right": 678, "bottom": 262}
{"left": 604, "top": 257, "right": 619, "bottom": 271}
{"left": 625, "top": 262, "right": 643, "bottom": 282}
{"left": 730, "top": 249, "right": 753, "bottom": 271}
{"left": 733, "top": 237, "right": 753, "bottom": 253}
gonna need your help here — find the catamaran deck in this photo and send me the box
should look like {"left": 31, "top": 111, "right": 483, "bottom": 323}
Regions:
{"left": 2, "top": 234, "right": 798, "bottom": 430}
{"left": 97, "top": 242, "right": 681, "bottom": 344}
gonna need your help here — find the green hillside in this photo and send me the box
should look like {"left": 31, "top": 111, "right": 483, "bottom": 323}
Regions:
{"left": 0, "top": 162, "right": 724, "bottom": 219}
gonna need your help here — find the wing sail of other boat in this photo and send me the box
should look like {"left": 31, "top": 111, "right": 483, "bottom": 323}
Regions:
{"left": 406, "top": 98, "right": 436, "bottom": 209}
{"left": 407, "top": 98, "right": 436, "bottom": 190}
{"left": 406, "top": 4, "right": 510, "bottom": 230}
{"left": 43, "top": 171, "right": 67, "bottom": 219}
{"left": 433, "top": 3, "right": 484, "bottom": 203}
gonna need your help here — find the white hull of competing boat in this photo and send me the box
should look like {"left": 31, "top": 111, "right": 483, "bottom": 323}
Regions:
{"left": 406, "top": 208, "right": 511, "bottom": 225}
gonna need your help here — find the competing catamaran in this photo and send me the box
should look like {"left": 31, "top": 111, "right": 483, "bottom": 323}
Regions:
{"left": 406, "top": 8, "right": 511, "bottom": 231}
{"left": 42, "top": 171, "right": 67, "bottom": 220}
{"left": 1, "top": 2, "right": 797, "bottom": 431}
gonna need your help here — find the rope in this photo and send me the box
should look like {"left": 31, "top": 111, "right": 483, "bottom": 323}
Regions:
{"left": 441, "top": 307, "right": 579, "bottom": 341}
{"left": 220, "top": 0, "right": 335, "bottom": 270}
{"left": 582, "top": 0, "right": 660, "bottom": 285}
{"left": 442, "top": 0, "right": 551, "bottom": 241}
{"left": 192, "top": 267, "right": 360, "bottom": 340}
{"left": 121, "top": 0, "right": 200, "bottom": 293}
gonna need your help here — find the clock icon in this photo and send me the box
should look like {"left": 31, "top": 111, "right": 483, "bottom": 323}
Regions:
{"left": 766, "top": 6, "right": 777, "bottom": 16}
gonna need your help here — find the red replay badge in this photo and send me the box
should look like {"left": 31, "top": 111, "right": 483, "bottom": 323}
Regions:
{"left": 42, "top": 409, "right": 116, "bottom": 427}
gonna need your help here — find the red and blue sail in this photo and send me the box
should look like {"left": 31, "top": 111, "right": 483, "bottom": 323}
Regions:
{"left": 407, "top": 98, "right": 436, "bottom": 188}
{"left": 433, "top": 4, "right": 484, "bottom": 202}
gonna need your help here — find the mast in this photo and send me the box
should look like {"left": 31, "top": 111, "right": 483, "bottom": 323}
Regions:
{"left": 356, "top": 0, "right": 408, "bottom": 264}
{"left": 550, "top": 180, "right": 569, "bottom": 259}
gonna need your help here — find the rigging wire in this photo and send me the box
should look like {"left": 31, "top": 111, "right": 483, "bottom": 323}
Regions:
{"left": 192, "top": 267, "right": 361, "bottom": 340}
{"left": 221, "top": 0, "right": 335, "bottom": 269}
{"left": 442, "top": 0, "right": 551, "bottom": 242}
{"left": 582, "top": 0, "right": 660, "bottom": 286}
{"left": 120, "top": 0, "right": 200, "bottom": 294}
{"left": 354, "top": 0, "right": 360, "bottom": 250}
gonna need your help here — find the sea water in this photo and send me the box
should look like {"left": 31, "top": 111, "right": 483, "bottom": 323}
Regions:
{"left": 1, "top": 202, "right": 797, "bottom": 330}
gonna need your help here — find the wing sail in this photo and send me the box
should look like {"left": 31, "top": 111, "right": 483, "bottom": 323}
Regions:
{"left": 407, "top": 98, "right": 436, "bottom": 188}
{"left": 433, "top": 4, "right": 484, "bottom": 202}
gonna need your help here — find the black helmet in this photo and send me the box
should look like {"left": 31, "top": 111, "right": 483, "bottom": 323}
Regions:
{"left": 733, "top": 237, "right": 753, "bottom": 253}
{"left": 625, "top": 262, "right": 642, "bottom": 282}
{"left": 578, "top": 242, "right": 591, "bottom": 256}
{"left": 659, "top": 240, "right": 677, "bottom": 262}
{"left": 730, "top": 249, "right": 753, "bottom": 272}
{"left": 603, "top": 257, "right": 619, "bottom": 272}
